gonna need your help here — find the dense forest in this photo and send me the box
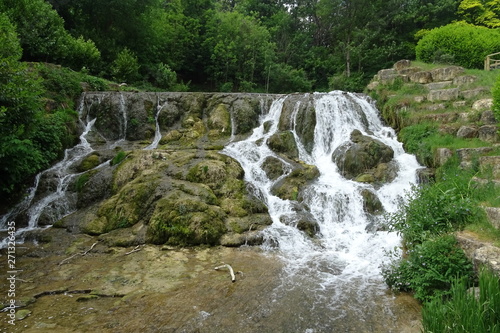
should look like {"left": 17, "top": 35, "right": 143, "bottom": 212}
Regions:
{"left": 1, "top": 0, "right": 500, "bottom": 202}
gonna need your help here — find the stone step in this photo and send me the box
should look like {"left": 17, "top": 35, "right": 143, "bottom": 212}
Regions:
{"left": 485, "top": 207, "right": 500, "bottom": 229}
{"left": 456, "top": 231, "right": 500, "bottom": 275}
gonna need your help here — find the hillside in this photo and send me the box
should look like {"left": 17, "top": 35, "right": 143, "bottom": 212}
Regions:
{"left": 368, "top": 60, "right": 500, "bottom": 278}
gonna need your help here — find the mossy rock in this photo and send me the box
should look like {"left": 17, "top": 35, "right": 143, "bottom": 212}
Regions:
{"left": 77, "top": 153, "right": 101, "bottom": 172}
{"left": 361, "top": 189, "right": 383, "bottom": 215}
{"left": 208, "top": 103, "right": 231, "bottom": 134}
{"left": 271, "top": 163, "right": 319, "bottom": 201}
{"left": 147, "top": 191, "right": 227, "bottom": 245}
{"left": 92, "top": 175, "right": 161, "bottom": 233}
{"left": 333, "top": 130, "right": 394, "bottom": 180}
{"left": 267, "top": 131, "right": 299, "bottom": 159}
{"left": 262, "top": 156, "right": 286, "bottom": 180}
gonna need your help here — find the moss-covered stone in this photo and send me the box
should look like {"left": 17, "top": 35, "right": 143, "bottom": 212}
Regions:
{"left": 361, "top": 189, "right": 383, "bottom": 215}
{"left": 261, "top": 156, "right": 286, "bottom": 180}
{"left": 147, "top": 191, "right": 227, "bottom": 245}
{"left": 77, "top": 153, "right": 101, "bottom": 172}
{"left": 271, "top": 163, "right": 319, "bottom": 201}
{"left": 333, "top": 130, "right": 394, "bottom": 181}
{"left": 267, "top": 131, "right": 299, "bottom": 158}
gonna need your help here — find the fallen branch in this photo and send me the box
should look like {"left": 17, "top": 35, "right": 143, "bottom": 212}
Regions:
{"left": 125, "top": 245, "right": 143, "bottom": 255}
{"left": 214, "top": 263, "right": 238, "bottom": 282}
{"left": 58, "top": 242, "right": 98, "bottom": 266}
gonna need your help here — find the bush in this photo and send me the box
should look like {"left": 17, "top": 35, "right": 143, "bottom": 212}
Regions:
{"left": 111, "top": 48, "right": 140, "bottom": 83}
{"left": 0, "top": 13, "right": 21, "bottom": 60}
{"left": 416, "top": 22, "right": 500, "bottom": 69}
{"left": 382, "top": 235, "right": 473, "bottom": 302}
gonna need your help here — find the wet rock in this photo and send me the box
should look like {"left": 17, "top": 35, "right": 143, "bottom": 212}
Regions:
{"left": 279, "top": 95, "right": 316, "bottom": 154}
{"left": 332, "top": 130, "right": 394, "bottom": 180}
{"left": 267, "top": 131, "right": 299, "bottom": 159}
{"left": 361, "top": 189, "right": 383, "bottom": 215}
{"left": 271, "top": 162, "right": 320, "bottom": 201}
{"left": 262, "top": 156, "right": 286, "bottom": 180}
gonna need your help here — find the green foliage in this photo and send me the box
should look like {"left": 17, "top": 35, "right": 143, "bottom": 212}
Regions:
{"left": 493, "top": 73, "right": 500, "bottom": 122}
{"left": 382, "top": 235, "right": 473, "bottom": 302}
{"left": 416, "top": 22, "right": 500, "bottom": 68}
{"left": 422, "top": 268, "right": 500, "bottom": 332}
{"left": 111, "top": 48, "right": 141, "bottom": 83}
{"left": 150, "top": 63, "right": 177, "bottom": 90}
{"left": 111, "top": 151, "right": 127, "bottom": 166}
{"left": 0, "top": 12, "right": 21, "bottom": 60}
{"left": 458, "top": 0, "right": 500, "bottom": 28}
{"left": 1, "top": 0, "right": 100, "bottom": 71}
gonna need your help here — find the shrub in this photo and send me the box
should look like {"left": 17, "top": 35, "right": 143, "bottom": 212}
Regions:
{"left": 382, "top": 235, "right": 474, "bottom": 302}
{"left": 416, "top": 22, "right": 500, "bottom": 69}
{"left": 111, "top": 48, "right": 140, "bottom": 83}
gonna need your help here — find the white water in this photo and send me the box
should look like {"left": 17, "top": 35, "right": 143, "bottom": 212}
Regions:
{"left": 0, "top": 99, "right": 101, "bottom": 247}
{"left": 222, "top": 91, "right": 421, "bottom": 328}
{"left": 144, "top": 97, "right": 167, "bottom": 150}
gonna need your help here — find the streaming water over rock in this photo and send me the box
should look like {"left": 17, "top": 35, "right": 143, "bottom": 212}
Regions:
{"left": 0, "top": 91, "right": 422, "bottom": 331}
{"left": 222, "top": 91, "right": 421, "bottom": 331}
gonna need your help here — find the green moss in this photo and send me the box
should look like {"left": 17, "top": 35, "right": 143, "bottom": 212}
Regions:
{"left": 111, "top": 150, "right": 127, "bottom": 166}
{"left": 78, "top": 154, "right": 101, "bottom": 172}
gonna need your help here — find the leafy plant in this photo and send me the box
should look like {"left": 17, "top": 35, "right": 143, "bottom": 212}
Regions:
{"left": 422, "top": 268, "right": 500, "bottom": 332}
{"left": 382, "top": 235, "right": 473, "bottom": 302}
{"left": 111, "top": 151, "right": 127, "bottom": 166}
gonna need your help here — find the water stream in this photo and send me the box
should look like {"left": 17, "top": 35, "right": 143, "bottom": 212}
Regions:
{"left": 222, "top": 91, "right": 421, "bottom": 331}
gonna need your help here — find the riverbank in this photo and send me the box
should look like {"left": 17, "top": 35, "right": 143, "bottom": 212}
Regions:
{"left": 0, "top": 227, "right": 422, "bottom": 332}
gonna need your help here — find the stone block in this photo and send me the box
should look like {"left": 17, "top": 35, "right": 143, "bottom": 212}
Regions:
{"left": 435, "top": 148, "right": 453, "bottom": 166}
{"left": 431, "top": 66, "right": 464, "bottom": 81}
{"left": 479, "top": 155, "right": 500, "bottom": 178}
{"left": 472, "top": 98, "right": 493, "bottom": 111}
{"left": 409, "top": 71, "right": 433, "bottom": 84}
{"left": 456, "top": 125, "right": 478, "bottom": 138}
{"left": 461, "top": 87, "right": 490, "bottom": 99}
{"left": 393, "top": 59, "right": 412, "bottom": 71}
{"left": 453, "top": 101, "right": 467, "bottom": 108}
{"left": 453, "top": 75, "right": 477, "bottom": 86}
{"left": 398, "top": 67, "right": 422, "bottom": 75}
{"left": 478, "top": 125, "right": 499, "bottom": 143}
{"left": 485, "top": 207, "right": 500, "bottom": 229}
{"left": 425, "top": 81, "right": 452, "bottom": 90}
{"left": 427, "top": 88, "right": 459, "bottom": 101}
{"left": 481, "top": 110, "right": 497, "bottom": 125}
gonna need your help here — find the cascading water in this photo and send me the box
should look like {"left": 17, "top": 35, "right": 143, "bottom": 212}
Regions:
{"left": 144, "top": 96, "right": 167, "bottom": 150}
{"left": 222, "top": 91, "right": 421, "bottom": 331}
{"left": 0, "top": 97, "right": 102, "bottom": 247}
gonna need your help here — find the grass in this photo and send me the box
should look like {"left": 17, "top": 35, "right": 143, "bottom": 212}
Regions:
{"left": 421, "top": 268, "right": 500, "bottom": 332}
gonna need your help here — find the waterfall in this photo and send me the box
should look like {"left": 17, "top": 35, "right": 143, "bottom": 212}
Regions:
{"left": 0, "top": 99, "right": 100, "bottom": 247}
{"left": 144, "top": 96, "right": 166, "bottom": 150}
{"left": 222, "top": 91, "right": 421, "bottom": 329}
{"left": 110, "top": 92, "right": 128, "bottom": 148}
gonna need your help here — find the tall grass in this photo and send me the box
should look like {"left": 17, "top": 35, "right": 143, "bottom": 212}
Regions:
{"left": 422, "top": 268, "right": 500, "bottom": 333}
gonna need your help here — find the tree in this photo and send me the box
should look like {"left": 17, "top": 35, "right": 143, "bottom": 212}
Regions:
{"left": 203, "top": 10, "right": 275, "bottom": 91}
{"left": 458, "top": 0, "right": 500, "bottom": 27}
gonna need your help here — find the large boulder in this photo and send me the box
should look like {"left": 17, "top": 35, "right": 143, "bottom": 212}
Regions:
{"left": 332, "top": 130, "right": 394, "bottom": 182}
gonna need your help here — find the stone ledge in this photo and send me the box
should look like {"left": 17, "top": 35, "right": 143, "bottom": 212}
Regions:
{"left": 456, "top": 231, "right": 500, "bottom": 275}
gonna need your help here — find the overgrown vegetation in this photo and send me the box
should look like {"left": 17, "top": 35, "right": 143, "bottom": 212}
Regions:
{"left": 422, "top": 268, "right": 500, "bottom": 332}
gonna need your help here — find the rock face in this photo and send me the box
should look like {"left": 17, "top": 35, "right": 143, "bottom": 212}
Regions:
{"left": 56, "top": 92, "right": 282, "bottom": 247}
{"left": 332, "top": 130, "right": 395, "bottom": 183}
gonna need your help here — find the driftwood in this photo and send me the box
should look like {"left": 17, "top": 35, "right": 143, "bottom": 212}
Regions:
{"left": 34, "top": 288, "right": 125, "bottom": 299}
{"left": 58, "top": 242, "right": 98, "bottom": 266}
{"left": 125, "top": 245, "right": 143, "bottom": 255}
{"left": 214, "top": 263, "right": 243, "bottom": 282}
